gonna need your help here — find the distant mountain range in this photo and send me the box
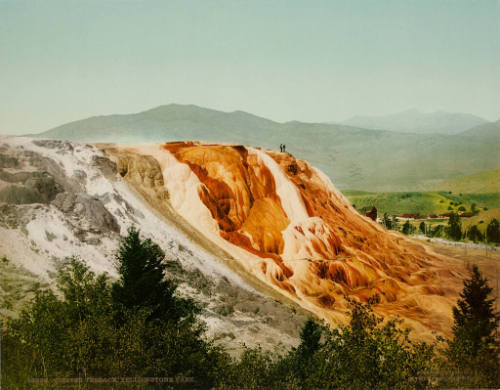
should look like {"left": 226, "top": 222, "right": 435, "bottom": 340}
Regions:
{"left": 340, "top": 109, "right": 488, "bottom": 135}
{"left": 34, "top": 104, "right": 500, "bottom": 192}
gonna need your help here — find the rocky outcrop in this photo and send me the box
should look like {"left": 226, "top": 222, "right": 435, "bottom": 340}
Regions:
{"left": 110, "top": 141, "right": 467, "bottom": 340}
{"left": 0, "top": 158, "right": 62, "bottom": 204}
{"left": 0, "top": 142, "right": 119, "bottom": 241}
{"left": 104, "top": 146, "right": 168, "bottom": 199}
{"left": 0, "top": 137, "right": 308, "bottom": 353}
{"left": 52, "top": 192, "right": 120, "bottom": 236}
{"left": 0, "top": 137, "right": 469, "bottom": 344}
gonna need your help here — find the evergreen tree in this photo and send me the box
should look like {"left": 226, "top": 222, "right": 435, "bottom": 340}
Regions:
{"left": 446, "top": 212, "right": 462, "bottom": 241}
{"left": 419, "top": 221, "right": 426, "bottom": 235}
{"left": 446, "top": 265, "right": 499, "bottom": 386}
{"left": 486, "top": 218, "right": 500, "bottom": 243}
{"left": 297, "top": 318, "right": 322, "bottom": 358}
{"left": 112, "top": 226, "right": 198, "bottom": 324}
{"left": 402, "top": 220, "right": 415, "bottom": 235}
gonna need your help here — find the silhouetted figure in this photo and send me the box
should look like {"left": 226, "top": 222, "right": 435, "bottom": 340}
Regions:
{"left": 280, "top": 144, "right": 283, "bottom": 152}
{"left": 283, "top": 144, "right": 286, "bottom": 153}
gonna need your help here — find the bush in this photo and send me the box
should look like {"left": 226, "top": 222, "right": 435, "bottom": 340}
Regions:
{"left": 402, "top": 220, "right": 416, "bottom": 235}
{"left": 430, "top": 224, "right": 445, "bottom": 238}
{"left": 486, "top": 218, "right": 500, "bottom": 243}
{"left": 383, "top": 213, "right": 392, "bottom": 229}
{"left": 4, "top": 229, "right": 500, "bottom": 389}
{"left": 466, "top": 225, "right": 483, "bottom": 242}
{"left": 2, "top": 230, "right": 230, "bottom": 389}
{"left": 299, "top": 301, "right": 437, "bottom": 390}
{"left": 2, "top": 259, "right": 117, "bottom": 386}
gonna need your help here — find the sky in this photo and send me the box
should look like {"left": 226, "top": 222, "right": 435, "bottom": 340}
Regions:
{"left": 1, "top": 0, "right": 499, "bottom": 135}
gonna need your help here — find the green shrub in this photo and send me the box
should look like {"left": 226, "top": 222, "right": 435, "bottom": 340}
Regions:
{"left": 402, "top": 220, "right": 416, "bottom": 235}
{"left": 466, "top": 225, "right": 484, "bottom": 243}
{"left": 486, "top": 218, "right": 500, "bottom": 243}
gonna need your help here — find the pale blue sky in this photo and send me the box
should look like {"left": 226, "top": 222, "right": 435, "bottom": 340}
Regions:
{"left": 1, "top": 0, "right": 499, "bottom": 134}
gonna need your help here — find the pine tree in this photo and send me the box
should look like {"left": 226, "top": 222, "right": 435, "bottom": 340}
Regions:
{"left": 297, "top": 318, "right": 322, "bottom": 358}
{"left": 111, "top": 226, "right": 198, "bottom": 324}
{"left": 419, "top": 221, "right": 426, "bottom": 235}
{"left": 446, "top": 212, "right": 462, "bottom": 241}
{"left": 446, "top": 265, "right": 499, "bottom": 386}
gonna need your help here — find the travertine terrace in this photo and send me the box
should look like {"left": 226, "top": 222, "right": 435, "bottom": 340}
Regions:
{"left": 106, "top": 141, "right": 467, "bottom": 340}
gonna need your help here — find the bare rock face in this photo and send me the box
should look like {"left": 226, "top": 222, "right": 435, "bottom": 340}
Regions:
{"left": 91, "top": 155, "right": 117, "bottom": 178}
{"left": 0, "top": 154, "right": 62, "bottom": 204}
{"left": 110, "top": 141, "right": 467, "bottom": 341}
{"left": 52, "top": 192, "right": 120, "bottom": 235}
{"left": 0, "top": 140, "right": 120, "bottom": 243}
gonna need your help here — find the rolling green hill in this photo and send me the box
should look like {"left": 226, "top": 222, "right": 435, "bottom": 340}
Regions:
{"left": 461, "top": 207, "right": 500, "bottom": 234}
{"left": 344, "top": 190, "right": 500, "bottom": 217}
{"left": 34, "top": 104, "right": 500, "bottom": 192}
{"left": 432, "top": 168, "right": 500, "bottom": 193}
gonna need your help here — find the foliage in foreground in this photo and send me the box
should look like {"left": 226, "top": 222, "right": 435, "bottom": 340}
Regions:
{"left": 2, "top": 227, "right": 227, "bottom": 389}
{"left": 1, "top": 228, "right": 499, "bottom": 389}
{"left": 444, "top": 265, "right": 500, "bottom": 388}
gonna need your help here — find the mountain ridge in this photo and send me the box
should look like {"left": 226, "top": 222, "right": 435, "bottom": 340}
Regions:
{"left": 459, "top": 119, "right": 500, "bottom": 140}
{"left": 339, "top": 108, "right": 488, "bottom": 135}
{"left": 32, "top": 104, "right": 500, "bottom": 192}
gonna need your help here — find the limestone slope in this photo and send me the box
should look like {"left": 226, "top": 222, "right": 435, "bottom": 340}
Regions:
{"left": 0, "top": 137, "right": 307, "bottom": 354}
{"left": 113, "top": 141, "right": 467, "bottom": 339}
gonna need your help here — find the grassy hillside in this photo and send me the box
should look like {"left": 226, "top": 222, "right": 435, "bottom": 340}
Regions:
{"left": 344, "top": 190, "right": 500, "bottom": 217}
{"left": 461, "top": 207, "right": 500, "bottom": 234}
{"left": 432, "top": 168, "right": 500, "bottom": 193}
{"left": 34, "top": 104, "right": 500, "bottom": 192}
